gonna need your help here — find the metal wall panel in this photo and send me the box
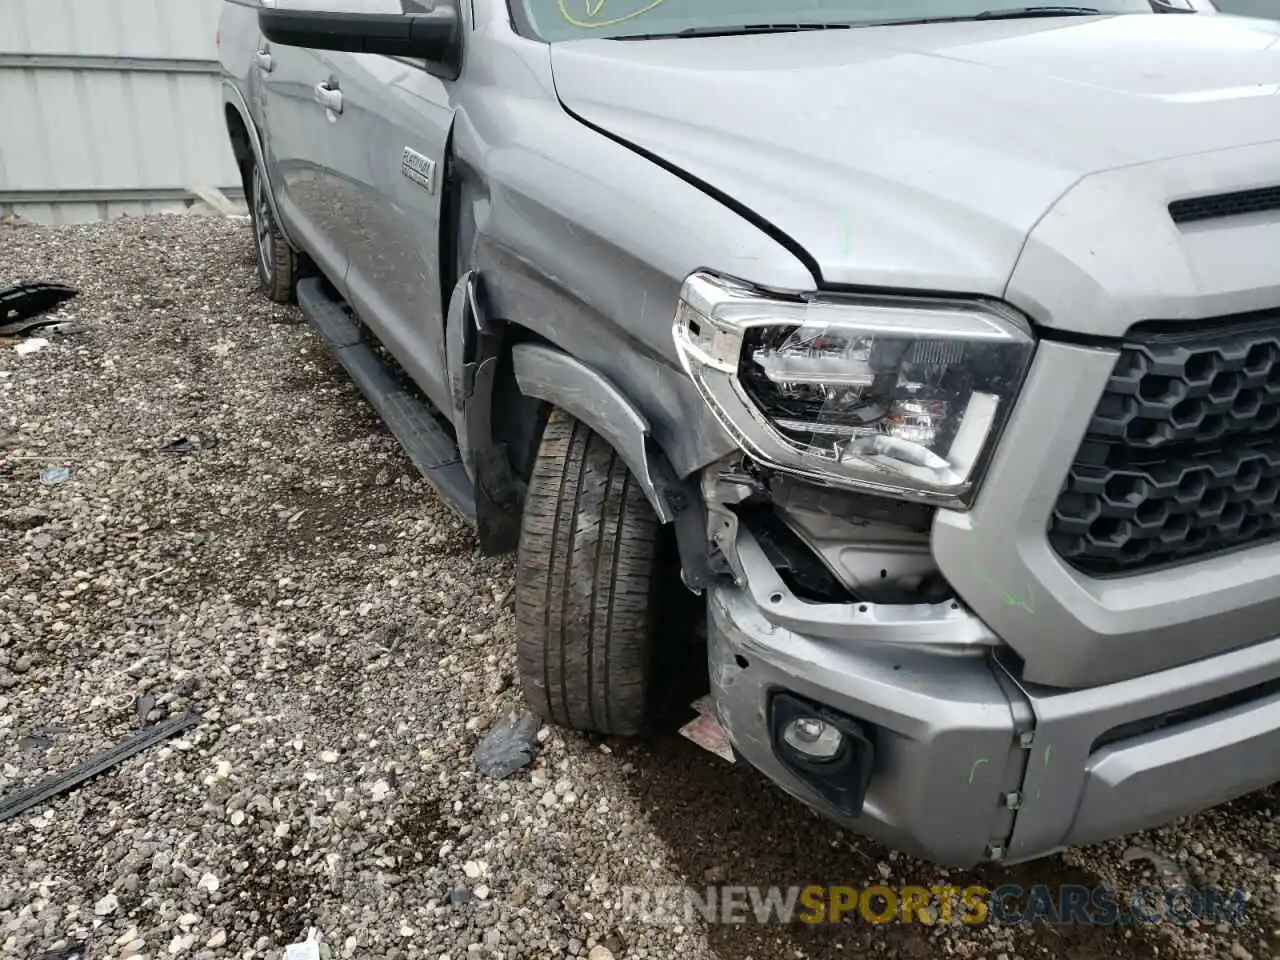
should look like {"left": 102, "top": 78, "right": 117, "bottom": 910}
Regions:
{"left": 0, "top": 0, "right": 242, "bottom": 224}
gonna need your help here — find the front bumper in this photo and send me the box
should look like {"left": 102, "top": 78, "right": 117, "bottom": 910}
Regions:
{"left": 708, "top": 540, "right": 1280, "bottom": 867}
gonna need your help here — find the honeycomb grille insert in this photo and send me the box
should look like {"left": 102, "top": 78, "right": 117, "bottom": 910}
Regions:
{"left": 1050, "top": 314, "right": 1280, "bottom": 575}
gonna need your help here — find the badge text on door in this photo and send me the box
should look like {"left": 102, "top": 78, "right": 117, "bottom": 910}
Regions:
{"left": 401, "top": 147, "right": 436, "bottom": 195}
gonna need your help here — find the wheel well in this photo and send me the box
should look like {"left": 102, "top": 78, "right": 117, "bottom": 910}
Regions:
{"left": 224, "top": 104, "right": 254, "bottom": 194}
{"left": 440, "top": 128, "right": 549, "bottom": 553}
{"left": 439, "top": 130, "right": 692, "bottom": 563}
{"left": 491, "top": 327, "right": 551, "bottom": 490}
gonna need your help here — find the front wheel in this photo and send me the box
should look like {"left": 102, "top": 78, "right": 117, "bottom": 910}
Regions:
{"left": 248, "top": 161, "right": 297, "bottom": 303}
{"left": 515, "top": 408, "right": 665, "bottom": 737}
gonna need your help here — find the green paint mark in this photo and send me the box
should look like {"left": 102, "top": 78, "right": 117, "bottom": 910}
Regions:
{"left": 968, "top": 757, "right": 989, "bottom": 785}
{"left": 971, "top": 567, "right": 1036, "bottom": 614}
{"left": 1001, "top": 592, "right": 1035, "bottom": 613}
{"left": 1043, "top": 745, "right": 1052, "bottom": 769}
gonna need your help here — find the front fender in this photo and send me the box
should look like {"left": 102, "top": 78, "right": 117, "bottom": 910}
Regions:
{"left": 512, "top": 343, "right": 674, "bottom": 524}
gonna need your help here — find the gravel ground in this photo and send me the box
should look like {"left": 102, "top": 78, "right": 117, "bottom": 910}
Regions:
{"left": 1, "top": 215, "right": 1278, "bottom": 960}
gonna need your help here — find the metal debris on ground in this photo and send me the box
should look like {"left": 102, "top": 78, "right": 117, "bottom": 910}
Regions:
{"left": 0, "top": 711, "right": 199, "bottom": 825}
{"left": 159, "top": 436, "right": 218, "bottom": 456}
{"left": 474, "top": 710, "right": 542, "bottom": 779}
{"left": 14, "top": 337, "right": 50, "bottom": 356}
{"left": 39, "top": 466, "right": 73, "bottom": 486}
{"left": 678, "top": 694, "right": 735, "bottom": 763}
{"left": 0, "top": 281, "right": 79, "bottom": 334}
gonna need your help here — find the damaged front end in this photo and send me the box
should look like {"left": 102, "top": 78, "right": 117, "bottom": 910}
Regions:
{"left": 669, "top": 270, "right": 1039, "bottom": 866}
{"left": 702, "top": 456, "right": 998, "bottom": 644}
{"left": 671, "top": 261, "right": 1280, "bottom": 868}
{"left": 696, "top": 451, "right": 1031, "bottom": 867}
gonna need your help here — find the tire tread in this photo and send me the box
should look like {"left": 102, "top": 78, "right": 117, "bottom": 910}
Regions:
{"left": 516, "top": 409, "right": 660, "bottom": 737}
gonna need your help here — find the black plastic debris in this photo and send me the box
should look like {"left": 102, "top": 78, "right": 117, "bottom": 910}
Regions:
{"left": 159, "top": 436, "right": 218, "bottom": 456}
{"left": 0, "top": 711, "right": 198, "bottom": 824}
{"left": 0, "top": 281, "right": 79, "bottom": 337}
{"left": 473, "top": 710, "right": 541, "bottom": 779}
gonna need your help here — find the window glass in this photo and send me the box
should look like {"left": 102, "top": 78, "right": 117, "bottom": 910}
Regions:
{"left": 1211, "top": 0, "right": 1279, "bottom": 18}
{"left": 515, "top": 0, "right": 1157, "bottom": 41}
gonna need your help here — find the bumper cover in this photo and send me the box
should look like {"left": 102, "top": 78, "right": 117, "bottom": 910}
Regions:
{"left": 708, "top": 559, "right": 1280, "bottom": 867}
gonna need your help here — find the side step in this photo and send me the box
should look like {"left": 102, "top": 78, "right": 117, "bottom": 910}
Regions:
{"left": 296, "top": 277, "right": 476, "bottom": 522}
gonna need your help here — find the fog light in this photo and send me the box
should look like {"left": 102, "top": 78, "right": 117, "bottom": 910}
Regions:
{"left": 770, "top": 692, "right": 875, "bottom": 818}
{"left": 781, "top": 717, "right": 844, "bottom": 761}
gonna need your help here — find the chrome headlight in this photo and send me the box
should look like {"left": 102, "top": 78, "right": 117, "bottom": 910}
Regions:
{"left": 673, "top": 272, "right": 1035, "bottom": 507}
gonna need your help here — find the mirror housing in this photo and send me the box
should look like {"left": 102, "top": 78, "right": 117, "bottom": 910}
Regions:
{"left": 259, "top": 3, "right": 462, "bottom": 79}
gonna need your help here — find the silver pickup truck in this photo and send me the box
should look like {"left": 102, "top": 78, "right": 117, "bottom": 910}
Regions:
{"left": 218, "top": 0, "right": 1280, "bottom": 868}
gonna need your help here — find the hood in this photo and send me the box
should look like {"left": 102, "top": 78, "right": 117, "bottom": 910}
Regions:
{"left": 549, "top": 14, "right": 1280, "bottom": 295}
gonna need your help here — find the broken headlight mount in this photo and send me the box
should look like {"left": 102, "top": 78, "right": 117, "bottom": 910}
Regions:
{"left": 673, "top": 271, "right": 1036, "bottom": 509}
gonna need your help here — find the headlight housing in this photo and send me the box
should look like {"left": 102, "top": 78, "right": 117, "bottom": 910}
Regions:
{"left": 673, "top": 272, "right": 1035, "bottom": 508}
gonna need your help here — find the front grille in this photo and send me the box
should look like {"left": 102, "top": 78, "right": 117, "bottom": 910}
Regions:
{"left": 1050, "top": 312, "right": 1280, "bottom": 575}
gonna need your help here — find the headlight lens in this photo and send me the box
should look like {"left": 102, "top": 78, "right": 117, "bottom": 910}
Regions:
{"left": 673, "top": 272, "right": 1035, "bottom": 507}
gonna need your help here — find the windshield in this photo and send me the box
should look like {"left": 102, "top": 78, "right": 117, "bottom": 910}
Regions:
{"left": 1213, "top": 0, "right": 1279, "bottom": 17}
{"left": 514, "top": 0, "right": 1158, "bottom": 41}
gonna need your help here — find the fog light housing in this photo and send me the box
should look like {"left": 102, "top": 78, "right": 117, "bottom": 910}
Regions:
{"left": 771, "top": 692, "right": 874, "bottom": 817}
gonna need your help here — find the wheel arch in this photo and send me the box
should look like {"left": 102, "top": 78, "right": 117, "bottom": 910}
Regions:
{"left": 510, "top": 342, "right": 673, "bottom": 525}
{"left": 221, "top": 81, "right": 296, "bottom": 249}
{"left": 445, "top": 268, "right": 716, "bottom": 589}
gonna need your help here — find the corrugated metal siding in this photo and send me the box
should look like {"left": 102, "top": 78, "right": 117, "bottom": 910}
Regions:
{"left": 0, "top": 0, "right": 243, "bottom": 225}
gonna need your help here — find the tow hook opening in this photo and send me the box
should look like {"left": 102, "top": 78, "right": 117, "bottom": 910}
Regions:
{"left": 770, "top": 691, "right": 875, "bottom": 817}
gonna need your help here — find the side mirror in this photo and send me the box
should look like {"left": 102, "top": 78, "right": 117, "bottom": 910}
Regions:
{"left": 259, "top": 1, "right": 462, "bottom": 79}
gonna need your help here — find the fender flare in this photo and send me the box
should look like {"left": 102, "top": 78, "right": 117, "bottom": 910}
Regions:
{"left": 221, "top": 80, "right": 297, "bottom": 250}
{"left": 512, "top": 343, "right": 675, "bottom": 524}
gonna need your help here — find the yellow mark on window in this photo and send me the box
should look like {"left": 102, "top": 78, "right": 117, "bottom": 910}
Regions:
{"left": 558, "top": 0, "right": 670, "bottom": 28}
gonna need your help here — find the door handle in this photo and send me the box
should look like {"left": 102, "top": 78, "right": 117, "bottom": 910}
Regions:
{"left": 313, "top": 81, "right": 343, "bottom": 115}
{"left": 254, "top": 50, "right": 273, "bottom": 72}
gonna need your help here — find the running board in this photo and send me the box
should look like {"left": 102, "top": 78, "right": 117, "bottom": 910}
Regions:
{"left": 296, "top": 277, "right": 476, "bottom": 522}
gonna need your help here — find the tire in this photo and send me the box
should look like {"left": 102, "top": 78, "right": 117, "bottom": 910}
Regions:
{"left": 248, "top": 160, "right": 297, "bottom": 303}
{"left": 516, "top": 408, "right": 664, "bottom": 737}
